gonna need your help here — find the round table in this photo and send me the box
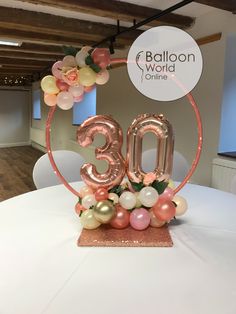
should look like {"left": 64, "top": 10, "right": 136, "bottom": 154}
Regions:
{"left": 0, "top": 182, "right": 236, "bottom": 314}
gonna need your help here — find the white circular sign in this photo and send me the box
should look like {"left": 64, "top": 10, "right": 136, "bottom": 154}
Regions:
{"left": 127, "top": 26, "right": 203, "bottom": 101}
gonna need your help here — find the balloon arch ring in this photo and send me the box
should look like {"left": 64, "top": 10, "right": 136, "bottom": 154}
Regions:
{"left": 45, "top": 58, "right": 203, "bottom": 199}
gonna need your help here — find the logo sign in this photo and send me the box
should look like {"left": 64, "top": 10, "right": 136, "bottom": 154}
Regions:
{"left": 127, "top": 26, "right": 203, "bottom": 101}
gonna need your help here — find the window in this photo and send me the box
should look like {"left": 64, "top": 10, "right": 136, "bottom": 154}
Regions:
{"left": 218, "top": 34, "right": 236, "bottom": 158}
{"left": 32, "top": 89, "right": 41, "bottom": 120}
{"left": 73, "top": 87, "right": 96, "bottom": 125}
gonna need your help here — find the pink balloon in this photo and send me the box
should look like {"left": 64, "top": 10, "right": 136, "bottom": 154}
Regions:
{"left": 92, "top": 48, "right": 110, "bottom": 69}
{"left": 84, "top": 85, "right": 95, "bottom": 93}
{"left": 94, "top": 188, "right": 108, "bottom": 201}
{"left": 56, "top": 91, "right": 74, "bottom": 110}
{"left": 69, "top": 85, "right": 84, "bottom": 97}
{"left": 44, "top": 93, "right": 57, "bottom": 107}
{"left": 52, "top": 61, "right": 63, "bottom": 79}
{"left": 159, "top": 187, "right": 174, "bottom": 201}
{"left": 74, "top": 94, "right": 84, "bottom": 103}
{"left": 62, "top": 55, "right": 77, "bottom": 67}
{"left": 130, "top": 208, "right": 150, "bottom": 230}
{"left": 153, "top": 199, "right": 176, "bottom": 221}
{"left": 56, "top": 79, "right": 69, "bottom": 91}
{"left": 96, "top": 69, "right": 109, "bottom": 85}
{"left": 110, "top": 205, "right": 130, "bottom": 229}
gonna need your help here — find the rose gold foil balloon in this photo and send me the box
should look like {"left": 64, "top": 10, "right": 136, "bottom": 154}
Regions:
{"left": 77, "top": 115, "right": 126, "bottom": 190}
{"left": 127, "top": 114, "right": 174, "bottom": 183}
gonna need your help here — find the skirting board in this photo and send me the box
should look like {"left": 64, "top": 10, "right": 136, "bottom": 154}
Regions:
{"left": 0, "top": 141, "right": 31, "bottom": 148}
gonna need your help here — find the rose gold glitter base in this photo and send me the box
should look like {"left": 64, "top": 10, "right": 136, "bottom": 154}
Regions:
{"left": 78, "top": 225, "right": 173, "bottom": 247}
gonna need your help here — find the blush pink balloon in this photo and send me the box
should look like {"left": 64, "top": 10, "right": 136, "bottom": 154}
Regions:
{"left": 56, "top": 79, "right": 69, "bottom": 91}
{"left": 74, "top": 94, "right": 84, "bottom": 103}
{"left": 130, "top": 208, "right": 150, "bottom": 230}
{"left": 153, "top": 199, "right": 176, "bottom": 222}
{"left": 92, "top": 48, "right": 110, "bottom": 69}
{"left": 159, "top": 187, "right": 174, "bottom": 201}
{"left": 69, "top": 85, "right": 84, "bottom": 98}
{"left": 94, "top": 188, "right": 109, "bottom": 201}
{"left": 52, "top": 61, "right": 63, "bottom": 79}
{"left": 110, "top": 205, "right": 130, "bottom": 229}
{"left": 56, "top": 91, "right": 74, "bottom": 110}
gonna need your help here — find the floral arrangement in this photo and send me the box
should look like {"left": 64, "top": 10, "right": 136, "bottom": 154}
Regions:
{"left": 75, "top": 173, "right": 188, "bottom": 231}
{"left": 40, "top": 46, "right": 110, "bottom": 110}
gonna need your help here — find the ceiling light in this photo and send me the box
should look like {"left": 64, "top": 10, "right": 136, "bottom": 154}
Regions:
{"left": 0, "top": 40, "right": 22, "bottom": 46}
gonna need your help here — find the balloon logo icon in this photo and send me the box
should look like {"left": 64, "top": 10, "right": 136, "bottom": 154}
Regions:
{"left": 136, "top": 51, "right": 144, "bottom": 83}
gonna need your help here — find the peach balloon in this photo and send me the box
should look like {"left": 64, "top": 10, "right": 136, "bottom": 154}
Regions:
{"left": 44, "top": 93, "right": 57, "bottom": 107}
{"left": 149, "top": 209, "right": 166, "bottom": 227}
{"left": 153, "top": 199, "right": 176, "bottom": 222}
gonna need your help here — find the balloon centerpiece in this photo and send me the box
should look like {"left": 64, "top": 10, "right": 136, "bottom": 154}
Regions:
{"left": 42, "top": 46, "right": 203, "bottom": 247}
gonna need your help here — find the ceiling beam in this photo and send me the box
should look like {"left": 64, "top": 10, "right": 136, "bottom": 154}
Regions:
{"left": 0, "top": 51, "right": 61, "bottom": 61}
{"left": 19, "top": 0, "right": 195, "bottom": 28}
{"left": 0, "top": 68, "right": 37, "bottom": 74}
{"left": 0, "top": 6, "right": 141, "bottom": 46}
{"left": 0, "top": 43, "right": 65, "bottom": 55}
{"left": 194, "top": 0, "right": 236, "bottom": 12}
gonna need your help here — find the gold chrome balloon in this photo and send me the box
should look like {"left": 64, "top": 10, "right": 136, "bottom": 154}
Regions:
{"left": 93, "top": 200, "right": 115, "bottom": 223}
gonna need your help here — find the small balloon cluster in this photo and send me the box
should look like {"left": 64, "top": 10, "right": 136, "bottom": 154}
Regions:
{"left": 75, "top": 174, "right": 188, "bottom": 231}
{"left": 40, "top": 46, "right": 110, "bottom": 110}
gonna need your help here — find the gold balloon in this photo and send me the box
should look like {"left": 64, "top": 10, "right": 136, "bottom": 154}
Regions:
{"left": 79, "top": 67, "right": 96, "bottom": 87}
{"left": 80, "top": 209, "right": 101, "bottom": 229}
{"left": 168, "top": 180, "right": 175, "bottom": 189}
{"left": 41, "top": 75, "right": 60, "bottom": 94}
{"left": 93, "top": 200, "right": 115, "bottom": 224}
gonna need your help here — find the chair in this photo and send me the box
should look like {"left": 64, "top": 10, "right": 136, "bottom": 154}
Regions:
{"left": 33, "top": 150, "right": 85, "bottom": 189}
{"left": 230, "top": 175, "right": 236, "bottom": 194}
{"left": 142, "top": 149, "right": 189, "bottom": 181}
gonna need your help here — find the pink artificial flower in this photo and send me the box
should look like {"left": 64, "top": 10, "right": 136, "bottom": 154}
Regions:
{"left": 143, "top": 172, "right": 156, "bottom": 186}
{"left": 62, "top": 67, "right": 79, "bottom": 86}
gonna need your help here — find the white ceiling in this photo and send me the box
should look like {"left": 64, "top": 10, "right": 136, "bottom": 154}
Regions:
{"left": 120, "top": 0, "right": 220, "bottom": 17}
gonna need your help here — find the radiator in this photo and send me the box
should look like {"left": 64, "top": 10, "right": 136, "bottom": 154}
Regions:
{"left": 211, "top": 158, "right": 236, "bottom": 192}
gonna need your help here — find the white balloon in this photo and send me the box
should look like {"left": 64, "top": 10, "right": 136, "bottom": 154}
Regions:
{"left": 138, "top": 187, "right": 159, "bottom": 207}
{"left": 108, "top": 193, "right": 119, "bottom": 204}
{"left": 75, "top": 51, "right": 87, "bottom": 68}
{"left": 173, "top": 195, "right": 188, "bottom": 216}
{"left": 82, "top": 194, "right": 97, "bottom": 210}
{"left": 119, "top": 191, "right": 136, "bottom": 210}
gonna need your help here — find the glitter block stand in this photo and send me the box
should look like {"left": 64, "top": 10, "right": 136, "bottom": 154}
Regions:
{"left": 78, "top": 225, "right": 173, "bottom": 247}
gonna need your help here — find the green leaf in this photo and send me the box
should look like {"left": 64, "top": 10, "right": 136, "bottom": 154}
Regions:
{"left": 62, "top": 46, "right": 78, "bottom": 56}
{"left": 90, "top": 63, "right": 101, "bottom": 73}
{"left": 130, "top": 181, "right": 145, "bottom": 192}
{"left": 108, "top": 185, "right": 123, "bottom": 196}
{"left": 85, "top": 55, "right": 93, "bottom": 65}
{"left": 151, "top": 180, "right": 168, "bottom": 195}
{"left": 78, "top": 197, "right": 82, "bottom": 205}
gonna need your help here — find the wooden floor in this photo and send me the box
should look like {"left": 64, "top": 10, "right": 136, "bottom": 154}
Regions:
{"left": 0, "top": 146, "right": 43, "bottom": 201}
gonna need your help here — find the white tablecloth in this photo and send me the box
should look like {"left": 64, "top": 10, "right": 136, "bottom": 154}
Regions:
{"left": 0, "top": 182, "right": 236, "bottom": 314}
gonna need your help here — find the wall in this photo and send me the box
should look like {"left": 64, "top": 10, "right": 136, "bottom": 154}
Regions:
{"left": 30, "top": 9, "right": 236, "bottom": 186}
{"left": 0, "top": 88, "right": 30, "bottom": 147}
